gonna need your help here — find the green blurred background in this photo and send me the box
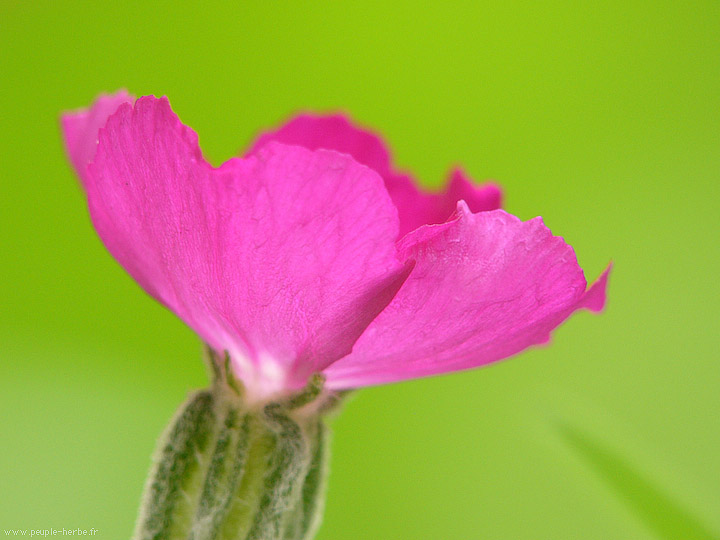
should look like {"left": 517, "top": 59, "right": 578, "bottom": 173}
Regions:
{"left": 1, "top": 1, "right": 718, "bottom": 538}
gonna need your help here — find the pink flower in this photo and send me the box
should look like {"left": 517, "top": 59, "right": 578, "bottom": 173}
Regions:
{"left": 62, "top": 92, "right": 609, "bottom": 401}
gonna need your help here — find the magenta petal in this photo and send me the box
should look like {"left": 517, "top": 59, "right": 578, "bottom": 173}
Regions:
{"left": 323, "top": 204, "right": 610, "bottom": 389}
{"left": 61, "top": 90, "right": 135, "bottom": 186}
{"left": 248, "top": 114, "right": 394, "bottom": 178}
{"left": 392, "top": 168, "right": 503, "bottom": 237}
{"left": 85, "top": 97, "right": 408, "bottom": 398}
{"left": 445, "top": 168, "right": 502, "bottom": 215}
{"left": 578, "top": 264, "right": 611, "bottom": 312}
{"left": 248, "top": 114, "right": 502, "bottom": 238}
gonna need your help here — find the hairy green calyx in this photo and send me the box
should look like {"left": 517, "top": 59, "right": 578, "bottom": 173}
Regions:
{"left": 132, "top": 354, "right": 332, "bottom": 540}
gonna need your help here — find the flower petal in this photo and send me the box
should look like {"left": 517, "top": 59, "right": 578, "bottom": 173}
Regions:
{"left": 391, "top": 168, "right": 502, "bottom": 237}
{"left": 248, "top": 113, "right": 394, "bottom": 178}
{"left": 323, "top": 204, "right": 610, "bottom": 389}
{"left": 61, "top": 90, "right": 135, "bottom": 187}
{"left": 86, "top": 96, "right": 409, "bottom": 398}
{"left": 248, "top": 114, "right": 502, "bottom": 238}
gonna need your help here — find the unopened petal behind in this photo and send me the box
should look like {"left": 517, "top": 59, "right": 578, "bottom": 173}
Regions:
{"left": 393, "top": 168, "right": 502, "bottom": 236}
{"left": 323, "top": 204, "right": 610, "bottom": 389}
{"left": 248, "top": 114, "right": 502, "bottom": 238}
